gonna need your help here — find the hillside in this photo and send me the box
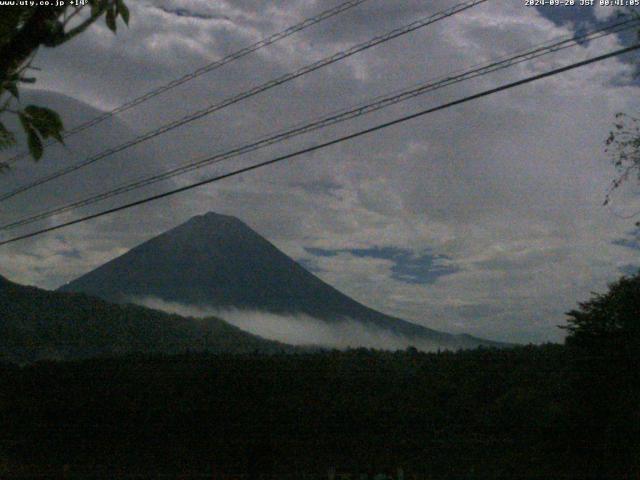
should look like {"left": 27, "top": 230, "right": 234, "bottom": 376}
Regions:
{"left": 0, "top": 275, "right": 292, "bottom": 363}
{"left": 59, "top": 212, "right": 504, "bottom": 350}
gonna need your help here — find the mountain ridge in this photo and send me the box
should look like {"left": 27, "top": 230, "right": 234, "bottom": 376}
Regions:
{"left": 0, "top": 274, "right": 294, "bottom": 363}
{"left": 59, "top": 212, "right": 505, "bottom": 349}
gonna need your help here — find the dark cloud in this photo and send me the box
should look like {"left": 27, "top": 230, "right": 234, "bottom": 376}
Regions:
{"left": 305, "top": 246, "right": 459, "bottom": 285}
{"left": 535, "top": 3, "right": 640, "bottom": 76}
{"left": 619, "top": 263, "right": 640, "bottom": 276}
{"left": 55, "top": 248, "right": 83, "bottom": 260}
{"left": 612, "top": 229, "right": 640, "bottom": 250}
{"left": 154, "top": 6, "right": 231, "bottom": 22}
{"left": 296, "top": 256, "right": 325, "bottom": 274}
{"left": 288, "top": 179, "right": 343, "bottom": 196}
{"left": 535, "top": 3, "right": 600, "bottom": 28}
{"left": 305, "top": 247, "right": 339, "bottom": 257}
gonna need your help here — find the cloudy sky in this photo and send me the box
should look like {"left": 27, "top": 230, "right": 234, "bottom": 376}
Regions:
{"left": 2, "top": 0, "right": 640, "bottom": 344}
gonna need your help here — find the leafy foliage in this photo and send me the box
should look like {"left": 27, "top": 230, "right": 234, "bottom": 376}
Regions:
{"left": 0, "top": 1, "right": 129, "bottom": 163}
{"left": 17, "top": 105, "right": 63, "bottom": 160}
{"left": 0, "top": 121, "right": 16, "bottom": 155}
{"left": 562, "top": 273, "right": 640, "bottom": 475}
{"left": 604, "top": 113, "right": 640, "bottom": 213}
{"left": 564, "top": 271, "right": 640, "bottom": 356}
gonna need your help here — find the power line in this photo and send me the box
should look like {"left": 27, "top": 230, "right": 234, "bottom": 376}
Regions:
{"left": 3, "top": 0, "right": 372, "bottom": 165}
{"left": 2, "top": 43, "right": 638, "bottom": 247}
{"left": 2, "top": 17, "right": 636, "bottom": 232}
{"left": 0, "top": 0, "right": 488, "bottom": 203}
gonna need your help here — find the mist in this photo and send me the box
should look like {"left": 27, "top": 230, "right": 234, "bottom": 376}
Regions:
{"left": 132, "top": 296, "right": 443, "bottom": 352}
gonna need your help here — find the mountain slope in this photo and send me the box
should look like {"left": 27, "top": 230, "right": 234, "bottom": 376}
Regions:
{"left": 0, "top": 274, "right": 292, "bottom": 363}
{"left": 59, "top": 212, "right": 503, "bottom": 349}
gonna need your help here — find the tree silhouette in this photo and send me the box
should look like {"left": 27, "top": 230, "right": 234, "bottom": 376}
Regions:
{"left": 564, "top": 272, "right": 640, "bottom": 358}
{"left": 562, "top": 272, "right": 640, "bottom": 475}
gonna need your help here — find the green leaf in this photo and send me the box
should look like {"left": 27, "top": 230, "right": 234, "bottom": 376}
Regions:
{"left": 18, "top": 111, "right": 29, "bottom": 132}
{"left": 90, "top": 0, "right": 102, "bottom": 16}
{"left": 23, "top": 105, "right": 64, "bottom": 143}
{"left": 106, "top": 7, "right": 117, "bottom": 32}
{"left": 117, "top": 0, "right": 130, "bottom": 25}
{"left": 0, "top": 121, "right": 16, "bottom": 150}
{"left": 26, "top": 126, "right": 43, "bottom": 160}
{"left": 18, "top": 106, "right": 63, "bottom": 160}
{"left": 5, "top": 82, "right": 18, "bottom": 99}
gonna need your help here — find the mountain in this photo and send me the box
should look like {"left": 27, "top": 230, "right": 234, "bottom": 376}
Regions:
{"left": 59, "top": 212, "right": 504, "bottom": 349}
{"left": 0, "top": 274, "right": 293, "bottom": 363}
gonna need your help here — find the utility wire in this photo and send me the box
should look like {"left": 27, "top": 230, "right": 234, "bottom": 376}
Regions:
{"left": 3, "top": 0, "right": 372, "bottom": 165}
{"left": 0, "top": 0, "right": 488, "bottom": 203}
{"left": 1, "top": 17, "right": 636, "bottom": 232}
{"left": 1, "top": 43, "right": 638, "bottom": 247}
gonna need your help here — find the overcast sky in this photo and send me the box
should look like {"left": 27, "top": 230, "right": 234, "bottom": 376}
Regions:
{"left": 2, "top": 0, "right": 640, "bottom": 344}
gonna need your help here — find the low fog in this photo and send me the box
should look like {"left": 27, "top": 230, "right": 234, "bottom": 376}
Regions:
{"left": 133, "top": 296, "right": 444, "bottom": 352}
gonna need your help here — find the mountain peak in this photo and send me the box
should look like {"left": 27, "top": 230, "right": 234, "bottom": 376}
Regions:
{"left": 179, "top": 212, "right": 249, "bottom": 235}
{"left": 196, "top": 211, "right": 241, "bottom": 223}
{"left": 158, "top": 212, "right": 261, "bottom": 252}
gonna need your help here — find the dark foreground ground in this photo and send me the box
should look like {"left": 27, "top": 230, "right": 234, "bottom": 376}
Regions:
{"left": 0, "top": 344, "right": 638, "bottom": 479}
